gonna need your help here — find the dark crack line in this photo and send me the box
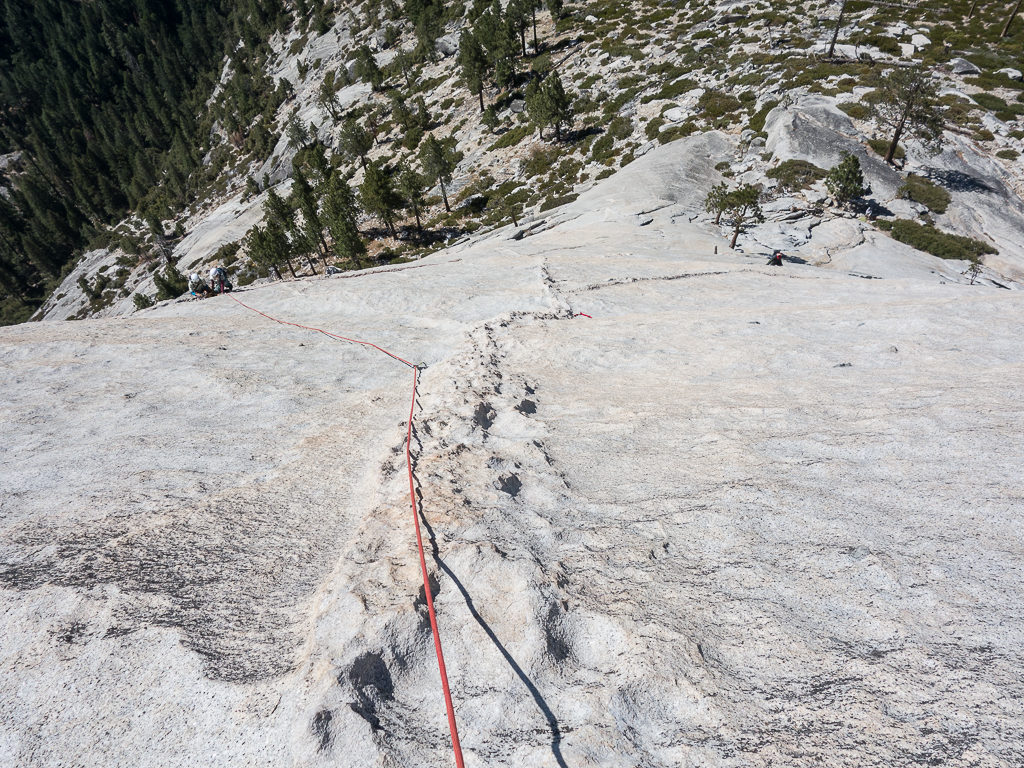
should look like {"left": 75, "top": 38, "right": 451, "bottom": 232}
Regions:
{"left": 409, "top": 405, "right": 569, "bottom": 768}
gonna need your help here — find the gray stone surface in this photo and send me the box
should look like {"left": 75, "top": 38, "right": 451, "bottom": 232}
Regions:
{"left": 949, "top": 57, "right": 981, "bottom": 75}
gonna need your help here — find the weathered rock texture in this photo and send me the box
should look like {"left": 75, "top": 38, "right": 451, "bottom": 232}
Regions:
{"left": 2, "top": 139, "right": 1023, "bottom": 767}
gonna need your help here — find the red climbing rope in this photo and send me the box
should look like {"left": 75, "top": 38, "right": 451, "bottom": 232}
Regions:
{"left": 227, "top": 293, "right": 465, "bottom": 768}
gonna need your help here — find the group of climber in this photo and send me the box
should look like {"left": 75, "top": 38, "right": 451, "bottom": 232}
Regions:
{"left": 188, "top": 266, "right": 233, "bottom": 298}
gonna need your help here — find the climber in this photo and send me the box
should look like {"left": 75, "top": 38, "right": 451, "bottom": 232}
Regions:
{"left": 768, "top": 250, "right": 784, "bottom": 266}
{"left": 188, "top": 273, "right": 214, "bottom": 298}
{"left": 208, "top": 266, "right": 233, "bottom": 294}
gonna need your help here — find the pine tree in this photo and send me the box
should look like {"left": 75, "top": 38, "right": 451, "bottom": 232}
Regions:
{"left": 419, "top": 134, "right": 462, "bottom": 213}
{"left": 527, "top": 0, "right": 541, "bottom": 52}
{"left": 543, "top": 70, "right": 573, "bottom": 141}
{"left": 286, "top": 114, "right": 311, "bottom": 149}
{"left": 825, "top": 152, "right": 867, "bottom": 206}
{"left": 292, "top": 166, "right": 329, "bottom": 267}
{"left": 870, "top": 66, "right": 944, "bottom": 165}
{"left": 245, "top": 221, "right": 287, "bottom": 280}
{"left": 721, "top": 185, "right": 764, "bottom": 249}
{"left": 354, "top": 44, "right": 385, "bottom": 90}
{"left": 459, "top": 30, "right": 489, "bottom": 112}
{"left": 704, "top": 181, "right": 730, "bottom": 225}
{"left": 508, "top": 0, "right": 529, "bottom": 56}
{"left": 482, "top": 105, "right": 499, "bottom": 132}
{"left": 525, "top": 78, "right": 553, "bottom": 139}
{"left": 360, "top": 159, "right": 403, "bottom": 236}
{"left": 338, "top": 118, "right": 373, "bottom": 170}
{"left": 317, "top": 79, "right": 341, "bottom": 120}
{"left": 263, "top": 186, "right": 302, "bottom": 276}
{"left": 475, "top": 1, "right": 518, "bottom": 90}
{"left": 322, "top": 171, "right": 366, "bottom": 262}
{"left": 397, "top": 162, "right": 427, "bottom": 234}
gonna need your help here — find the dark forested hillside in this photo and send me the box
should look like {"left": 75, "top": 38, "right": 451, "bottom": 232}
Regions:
{"left": 0, "top": 0, "right": 288, "bottom": 323}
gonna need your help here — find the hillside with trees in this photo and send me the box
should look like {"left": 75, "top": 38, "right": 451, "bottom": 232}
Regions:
{"left": 3, "top": 0, "right": 1024, "bottom": 323}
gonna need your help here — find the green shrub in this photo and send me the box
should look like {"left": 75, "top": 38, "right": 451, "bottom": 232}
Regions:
{"left": 539, "top": 193, "right": 579, "bottom": 212}
{"left": 645, "top": 117, "right": 665, "bottom": 140}
{"left": 523, "top": 145, "right": 560, "bottom": 177}
{"left": 488, "top": 125, "right": 531, "bottom": 150}
{"left": 154, "top": 264, "right": 189, "bottom": 301}
{"left": 698, "top": 90, "right": 742, "bottom": 122}
{"left": 885, "top": 219, "right": 996, "bottom": 260}
{"left": 531, "top": 53, "right": 552, "bottom": 74}
{"left": 595, "top": 168, "right": 615, "bottom": 181}
{"left": 868, "top": 137, "right": 905, "bottom": 160}
{"left": 838, "top": 102, "right": 871, "bottom": 120}
{"left": 590, "top": 133, "right": 615, "bottom": 162}
{"left": 972, "top": 92, "right": 1009, "bottom": 111}
{"left": 658, "top": 122, "right": 697, "bottom": 144}
{"left": 132, "top": 293, "right": 154, "bottom": 310}
{"left": 973, "top": 128, "right": 995, "bottom": 142}
{"left": 767, "top": 159, "right": 827, "bottom": 191}
{"left": 210, "top": 240, "right": 240, "bottom": 267}
{"left": 898, "top": 174, "right": 952, "bottom": 214}
{"left": 997, "top": 148, "right": 1020, "bottom": 160}
{"left": 748, "top": 100, "right": 779, "bottom": 132}
{"left": 643, "top": 77, "right": 698, "bottom": 103}
{"left": 607, "top": 116, "right": 633, "bottom": 140}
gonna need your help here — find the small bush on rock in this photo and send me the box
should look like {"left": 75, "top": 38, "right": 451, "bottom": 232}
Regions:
{"left": 767, "top": 159, "right": 827, "bottom": 192}
{"left": 885, "top": 219, "right": 996, "bottom": 260}
{"left": 898, "top": 174, "right": 951, "bottom": 214}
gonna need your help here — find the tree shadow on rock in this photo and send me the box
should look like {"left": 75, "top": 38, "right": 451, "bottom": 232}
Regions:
{"left": 925, "top": 168, "right": 995, "bottom": 194}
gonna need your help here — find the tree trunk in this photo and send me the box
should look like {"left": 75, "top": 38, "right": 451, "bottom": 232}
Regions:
{"left": 285, "top": 257, "right": 297, "bottom": 278}
{"left": 306, "top": 255, "right": 318, "bottom": 274}
{"left": 968, "top": 0, "right": 979, "bottom": 18}
{"left": 479, "top": 88, "right": 485, "bottom": 112}
{"left": 715, "top": 209, "right": 723, "bottom": 225}
{"left": 532, "top": 8, "right": 539, "bottom": 52}
{"left": 360, "top": 154, "right": 367, "bottom": 170}
{"left": 886, "top": 107, "right": 909, "bottom": 165}
{"left": 1001, "top": 0, "right": 1023, "bottom": 37}
{"left": 440, "top": 179, "right": 450, "bottom": 212}
{"left": 510, "top": 208, "right": 519, "bottom": 226}
{"left": 272, "top": 264, "right": 283, "bottom": 280}
{"left": 519, "top": 29, "right": 526, "bottom": 57}
{"left": 827, "top": 0, "right": 848, "bottom": 59}
{"left": 413, "top": 204, "right": 422, "bottom": 234}
{"left": 730, "top": 219, "right": 741, "bottom": 249}
{"left": 555, "top": 121, "right": 562, "bottom": 141}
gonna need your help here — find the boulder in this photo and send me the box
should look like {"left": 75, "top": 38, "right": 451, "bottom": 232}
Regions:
{"left": 509, "top": 99, "right": 526, "bottom": 114}
{"left": 949, "top": 57, "right": 981, "bottom": 75}
{"left": 764, "top": 95, "right": 904, "bottom": 201}
{"left": 910, "top": 34, "right": 931, "bottom": 48}
{"left": 899, "top": 43, "right": 916, "bottom": 58}
{"left": 663, "top": 107, "right": 687, "bottom": 123}
{"left": 435, "top": 33, "right": 459, "bottom": 58}
{"left": 997, "top": 67, "right": 1024, "bottom": 81}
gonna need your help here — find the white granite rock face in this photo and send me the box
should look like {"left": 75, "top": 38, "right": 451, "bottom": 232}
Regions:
{"left": 2, "top": 137, "right": 1023, "bottom": 768}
